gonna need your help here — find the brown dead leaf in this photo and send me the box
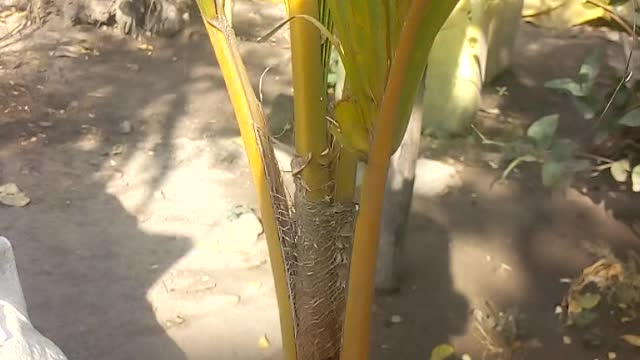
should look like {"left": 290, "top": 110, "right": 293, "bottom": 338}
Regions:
{"left": 621, "top": 334, "right": 640, "bottom": 347}
{"left": 0, "top": 183, "right": 30, "bottom": 207}
{"left": 50, "top": 44, "right": 95, "bottom": 58}
{"left": 582, "top": 259, "right": 624, "bottom": 285}
{"left": 291, "top": 153, "right": 312, "bottom": 176}
{"left": 137, "top": 43, "right": 154, "bottom": 52}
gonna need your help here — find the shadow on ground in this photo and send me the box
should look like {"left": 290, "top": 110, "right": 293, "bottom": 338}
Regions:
{"left": 372, "top": 24, "right": 640, "bottom": 359}
{"left": 1, "top": 2, "right": 290, "bottom": 359}
{"left": 2, "top": 185, "right": 191, "bottom": 359}
{"left": 3, "top": 6, "right": 640, "bottom": 360}
{"left": 372, "top": 211, "right": 469, "bottom": 360}
{"left": 373, "top": 169, "right": 639, "bottom": 359}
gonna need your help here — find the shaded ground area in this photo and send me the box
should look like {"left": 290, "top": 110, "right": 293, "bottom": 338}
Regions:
{"left": 1, "top": 2, "right": 639, "bottom": 359}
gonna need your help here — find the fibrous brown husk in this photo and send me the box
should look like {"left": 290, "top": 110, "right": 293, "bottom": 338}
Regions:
{"left": 291, "top": 186, "right": 354, "bottom": 360}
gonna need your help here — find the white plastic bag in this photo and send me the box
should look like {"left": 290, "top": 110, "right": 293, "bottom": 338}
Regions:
{"left": 0, "top": 236, "right": 68, "bottom": 360}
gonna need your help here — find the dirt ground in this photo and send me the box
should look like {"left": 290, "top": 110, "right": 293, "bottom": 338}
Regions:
{"left": 1, "top": 1, "right": 639, "bottom": 359}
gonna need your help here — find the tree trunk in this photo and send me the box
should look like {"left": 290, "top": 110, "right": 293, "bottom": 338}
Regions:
{"left": 375, "top": 103, "right": 422, "bottom": 292}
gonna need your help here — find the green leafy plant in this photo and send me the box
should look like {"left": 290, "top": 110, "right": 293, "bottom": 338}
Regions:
{"left": 561, "top": 253, "right": 640, "bottom": 345}
{"left": 430, "top": 344, "right": 456, "bottom": 360}
{"left": 193, "top": 1, "right": 459, "bottom": 359}
{"left": 483, "top": 46, "right": 640, "bottom": 191}
{"left": 544, "top": 46, "right": 636, "bottom": 144}
{"left": 545, "top": 48, "right": 604, "bottom": 119}
{"left": 475, "top": 114, "right": 590, "bottom": 188}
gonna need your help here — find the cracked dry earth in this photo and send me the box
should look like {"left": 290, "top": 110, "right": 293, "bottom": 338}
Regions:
{"left": 1, "top": 2, "right": 640, "bottom": 359}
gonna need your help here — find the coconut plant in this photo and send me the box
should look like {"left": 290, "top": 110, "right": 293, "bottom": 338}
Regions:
{"left": 193, "top": 0, "right": 458, "bottom": 359}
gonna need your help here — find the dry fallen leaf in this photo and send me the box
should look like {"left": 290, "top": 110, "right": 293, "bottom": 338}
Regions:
{"left": 0, "top": 183, "right": 31, "bottom": 207}
{"left": 430, "top": 344, "right": 455, "bottom": 360}
{"left": 137, "top": 43, "right": 154, "bottom": 52}
{"left": 621, "top": 334, "right": 640, "bottom": 347}
{"left": 50, "top": 44, "right": 93, "bottom": 58}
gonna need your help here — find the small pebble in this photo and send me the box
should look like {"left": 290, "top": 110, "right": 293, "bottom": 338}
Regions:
{"left": 563, "top": 336, "right": 572, "bottom": 345}
{"left": 390, "top": 314, "right": 403, "bottom": 324}
{"left": 118, "top": 120, "right": 132, "bottom": 134}
{"left": 67, "top": 100, "right": 79, "bottom": 110}
{"left": 111, "top": 144, "right": 125, "bottom": 155}
{"left": 555, "top": 305, "right": 563, "bottom": 315}
{"left": 462, "top": 354, "right": 472, "bottom": 360}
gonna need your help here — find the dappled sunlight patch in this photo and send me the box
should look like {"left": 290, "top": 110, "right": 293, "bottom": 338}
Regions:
{"left": 413, "top": 159, "right": 463, "bottom": 198}
{"left": 469, "top": 301, "right": 543, "bottom": 359}
{"left": 71, "top": 128, "right": 104, "bottom": 151}
{"left": 186, "top": 77, "right": 219, "bottom": 95}
{"left": 559, "top": 188, "right": 639, "bottom": 245}
{"left": 137, "top": 93, "right": 180, "bottom": 126}
{"left": 146, "top": 266, "right": 283, "bottom": 359}
{"left": 98, "top": 136, "right": 254, "bottom": 241}
{"left": 85, "top": 85, "right": 115, "bottom": 99}
{"left": 527, "top": 228, "right": 592, "bottom": 274}
{"left": 188, "top": 64, "right": 222, "bottom": 80}
{"left": 450, "top": 236, "right": 529, "bottom": 304}
{"left": 100, "top": 143, "right": 163, "bottom": 205}
{"left": 458, "top": 167, "right": 521, "bottom": 198}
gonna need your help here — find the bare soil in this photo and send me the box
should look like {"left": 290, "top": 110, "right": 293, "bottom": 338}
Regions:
{"left": 1, "top": 2, "right": 639, "bottom": 359}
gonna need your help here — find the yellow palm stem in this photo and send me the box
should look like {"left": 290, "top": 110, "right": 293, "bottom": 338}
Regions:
{"left": 195, "top": 3, "right": 297, "bottom": 359}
